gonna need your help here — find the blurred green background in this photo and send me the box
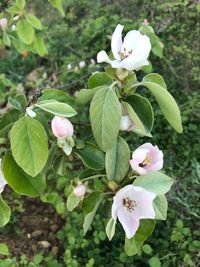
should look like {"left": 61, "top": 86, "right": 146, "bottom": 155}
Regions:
{"left": 0, "top": 0, "right": 199, "bottom": 266}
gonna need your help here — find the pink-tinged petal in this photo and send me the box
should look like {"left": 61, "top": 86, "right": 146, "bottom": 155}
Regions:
{"left": 129, "top": 159, "right": 148, "bottom": 175}
{"left": 111, "top": 24, "right": 124, "bottom": 60}
{"left": 73, "top": 184, "right": 86, "bottom": 197}
{"left": 97, "top": 50, "right": 111, "bottom": 63}
{"left": 117, "top": 207, "right": 140, "bottom": 239}
{"left": 147, "top": 160, "right": 163, "bottom": 172}
{"left": 51, "top": 116, "right": 74, "bottom": 138}
{"left": 132, "top": 148, "right": 148, "bottom": 162}
{"left": 129, "top": 186, "right": 156, "bottom": 220}
{"left": 0, "top": 18, "right": 8, "bottom": 30}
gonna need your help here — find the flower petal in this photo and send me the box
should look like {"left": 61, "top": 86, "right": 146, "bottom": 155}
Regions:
{"left": 123, "top": 30, "right": 151, "bottom": 59}
{"left": 97, "top": 50, "right": 111, "bottom": 63}
{"left": 129, "top": 186, "right": 156, "bottom": 220}
{"left": 111, "top": 24, "right": 124, "bottom": 60}
{"left": 129, "top": 159, "right": 148, "bottom": 175}
{"left": 117, "top": 207, "right": 140, "bottom": 239}
{"left": 0, "top": 159, "right": 7, "bottom": 194}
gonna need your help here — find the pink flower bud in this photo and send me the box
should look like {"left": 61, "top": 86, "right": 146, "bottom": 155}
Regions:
{"left": 73, "top": 184, "right": 86, "bottom": 197}
{"left": 0, "top": 18, "right": 8, "bottom": 30}
{"left": 143, "top": 19, "right": 149, "bottom": 26}
{"left": 79, "top": 60, "right": 86, "bottom": 68}
{"left": 51, "top": 116, "right": 74, "bottom": 139}
{"left": 130, "top": 143, "right": 163, "bottom": 175}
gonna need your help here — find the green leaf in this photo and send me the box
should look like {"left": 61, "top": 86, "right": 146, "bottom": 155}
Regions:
{"left": 39, "top": 88, "right": 74, "bottom": 106}
{"left": 124, "top": 220, "right": 156, "bottom": 256}
{"left": 76, "top": 86, "right": 103, "bottom": 106}
{"left": 0, "top": 110, "right": 21, "bottom": 137}
{"left": 67, "top": 192, "right": 81, "bottom": 211}
{"left": 140, "top": 73, "right": 183, "bottom": 133}
{"left": 90, "top": 87, "right": 121, "bottom": 152}
{"left": 126, "top": 94, "right": 154, "bottom": 133}
{"left": 105, "top": 218, "right": 116, "bottom": 241}
{"left": 149, "top": 257, "right": 161, "bottom": 267}
{"left": 36, "top": 100, "right": 77, "bottom": 117}
{"left": 33, "top": 35, "right": 48, "bottom": 56}
{"left": 2, "top": 152, "right": 46, "bottom": 197}
{"left": 153, "top": 195, "right": 168, "bottom": 220}
{"left": 133, "top": 171, "right": 174, "bottom": 195}
{"left": 142, "top": 244, "right": 153, "bottom": 254}
{"left": 26, "top": 14, "right": 42, "bottom": 30}
{"left": 0, "top": 196, "right": 11, "bottom": 227}
{"left": 139, "top": 25, "right": 164, "bottom": 58}
{"left": 121, "top": 101, "right": 152, "bottom": 137}
{"left": 8, "top": 94, "right": 27, "bottom": 111}
{"left": 0, "top": 243, "right": 9, "bottom": 256}
{"left": 3, "top": 32, "right": 11, "bottom": 47}
{"left": 106, "top": 137, "right": 130, "bottom": 182}
{"left": 48, "top": 0, "right": 65, "bottom": 17}
{"left": 82, "top": 191, "right": 102, "bottom": 234}
{"left": 16, "top": 0, "right": 26, "bottom": 9}
{"left": 17, "top": 19, "right": 35, "bottom": 45}
{"left": 10, "top": 116, "right": 48, "bottom": 177}
{"left": 88, "top": 72, "right": 112, "bottom": 88}
{"left": 75, "top": 142, "right": 105, "bottom": 170}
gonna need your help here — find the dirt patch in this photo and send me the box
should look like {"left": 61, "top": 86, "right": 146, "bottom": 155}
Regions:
{"left": 0, "top": 196, "right": 64, "bottom": 260}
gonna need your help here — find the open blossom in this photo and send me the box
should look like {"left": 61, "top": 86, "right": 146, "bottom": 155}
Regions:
{"left": 51, "top": 116, "right": 74, "bottom": 139}
{"left": 120, "top": 115, "right": 135, "bottom": 131}
{"left": 130, "top": 143, "right": 163, "bottom": 175}
{"left": 0, "top": 159, "right": 7, "bottom": 194}
{"left": 97, "top": 24, "right": 151, "bottom": 71}
{"left": 73, "top": 184, "right": 86, "bottom": 197}
{"left": 112, "top": 185, "right": 155, "bottom": 239}
{"left": 0, "top": 18, "right": 8, "bottom": 30}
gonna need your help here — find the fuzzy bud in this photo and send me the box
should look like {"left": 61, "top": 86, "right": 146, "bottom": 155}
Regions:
{"left": 0, "top": 18, "right": 8, "bottom": 30}
{"left": 51, "top": 116, "right": 74, "bottom": 139}
{"left": 79, "top": 60, "right": 86, "bottom": 69}
{"left": 73, "top": 184, "right": 86, "bottom": 197}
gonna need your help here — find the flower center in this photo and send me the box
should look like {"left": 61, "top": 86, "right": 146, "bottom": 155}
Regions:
{"left": 123, "top": 197, "right": 137, "bottom": 212}
{"left": 139, "top": 155, "right": 152, "bottom": 167}
{"left": 119, "top": 47, "right": 133, "bottom": 60}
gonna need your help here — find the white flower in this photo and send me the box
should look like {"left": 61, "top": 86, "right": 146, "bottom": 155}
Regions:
{"left": 79, "top": 61, "right": 86, "bottom": 69}
{"left": 0, "top": 159, "right": 7, "bottom": 194}
{"left": 112, "top": 185, "right": 156, "bottom": 239}
{"left": 97, "top": 24, "right": 151, "bottom": 71}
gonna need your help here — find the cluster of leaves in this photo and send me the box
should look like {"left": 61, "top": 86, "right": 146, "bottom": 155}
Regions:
{"left": 0, "top": 0, "right": 199, "bottom": 265}
{"left": 0, "top": 0, "right": 65, "bottom": 56}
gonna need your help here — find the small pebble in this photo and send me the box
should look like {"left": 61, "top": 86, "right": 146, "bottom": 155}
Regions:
{"left": 31, "top": 230, "right": 42, "bottom": 238}
{"left": 38, "top": 240, "right": 51, "bottom": 249}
